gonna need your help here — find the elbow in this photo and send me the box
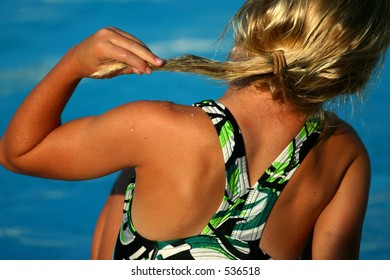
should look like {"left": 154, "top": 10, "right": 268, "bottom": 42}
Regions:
{"left": 1, "top": 156, "right": 35, "bottom": 176}
{"left": 0, "top": 140, "right": 8, "bottom": 169}
{"left": 0, "top": 141, "right": 26, "bottom": 174}
{"left": 0, "top": 154, "right": 22, "bottom": 174}
{"left": 0, "top": 143, "right": 48, "bottom": 178}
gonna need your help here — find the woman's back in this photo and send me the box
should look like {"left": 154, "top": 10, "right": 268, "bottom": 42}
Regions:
{"left": 111, "top": 85, "right": 369, "bottom": 259}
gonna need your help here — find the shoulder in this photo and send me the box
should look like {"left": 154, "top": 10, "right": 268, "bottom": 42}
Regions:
{"left": 315, "top": 111, "right": 370, "bottom": 195}
{"left": 319, "top": 112, "right": 369, "bottom": 165}
{"left": 117, "top": 100, "right": 206, "bottom": 125}
{"left": 111, "top": 99, "right": 217, "bottom": 156}
{"left": 310, "top": 112, "right": 370, "bottom": 259}
{"left": 104, "top": 100, "right": 204, "bottom": 135}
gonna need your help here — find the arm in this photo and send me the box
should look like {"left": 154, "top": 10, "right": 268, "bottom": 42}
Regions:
{"left": 311, "top": 140, "right": 370, "bottom": 259}
{"left": 91, "top": 168, "right": 133, "bottom": 259}
{"left": 0, "top": 27, "right": 163, "bottom": 179}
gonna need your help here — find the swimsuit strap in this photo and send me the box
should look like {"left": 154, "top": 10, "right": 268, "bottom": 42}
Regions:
{"left": 194, "top": 100, "right": 249, "bottom": 200}
{"left": 233, "top": 117, "right": 323, "bottom": 241}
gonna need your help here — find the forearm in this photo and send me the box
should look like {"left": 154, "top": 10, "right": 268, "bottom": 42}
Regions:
{"left": 0, "top": 48, "right": 81, "bottom": 163}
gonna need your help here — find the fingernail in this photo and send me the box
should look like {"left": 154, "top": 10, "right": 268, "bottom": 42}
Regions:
{"left": 155, "top": 57, "right": 164, "bottom": 65}
{"left": 132, "top": 68, "right": 142, "bottom": 75}
{"left": 145, "top": 66, "right": 152, "bottom": 74}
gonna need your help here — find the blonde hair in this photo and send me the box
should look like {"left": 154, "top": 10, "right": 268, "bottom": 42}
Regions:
{"left": 94, "top": 0, "right": 390, "bottom": 114}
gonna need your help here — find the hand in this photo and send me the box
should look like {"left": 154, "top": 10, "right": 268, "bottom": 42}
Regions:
{"left": 67, "top": 27, "right": 164, "bottom": 79}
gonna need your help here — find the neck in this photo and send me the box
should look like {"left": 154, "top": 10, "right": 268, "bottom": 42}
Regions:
{"left": 217, "top": 85, "right": 309, "bottom": 187}
{"left": 219, "top": 84, "right": 306, "bottom": 124}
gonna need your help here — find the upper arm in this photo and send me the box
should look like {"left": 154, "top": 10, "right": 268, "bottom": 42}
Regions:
{"left": 3, "top": 101, "right": 176, "bottom": 180}
{"left": 311, "top": 132, "right": 370, "bottom": 259}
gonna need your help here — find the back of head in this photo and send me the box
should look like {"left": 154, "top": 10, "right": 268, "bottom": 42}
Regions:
{"left": 92, "top": 0, "right": 389, "bottom": 115}
{"left": 230, "top": 0, "right": 390, "bottom": 113}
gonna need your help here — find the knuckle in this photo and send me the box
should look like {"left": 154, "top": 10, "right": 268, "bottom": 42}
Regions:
{"left": 96, "top": 27, "right": 113, "bottom": 38}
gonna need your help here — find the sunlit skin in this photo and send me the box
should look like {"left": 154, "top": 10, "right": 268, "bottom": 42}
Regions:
{"left": 91, "top": 168, "right": 132, "bottom": 260}
{"left": 0, "top": 27, "right": 370, "bottom": 260}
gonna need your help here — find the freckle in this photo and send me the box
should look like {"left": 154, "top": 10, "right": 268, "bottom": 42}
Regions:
{"left": 144, "top": 137, "right": 147, "bottom": 140}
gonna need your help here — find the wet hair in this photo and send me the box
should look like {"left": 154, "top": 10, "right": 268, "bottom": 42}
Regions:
{"left": 93, "top": 0, "right": 389, "bottom": 114}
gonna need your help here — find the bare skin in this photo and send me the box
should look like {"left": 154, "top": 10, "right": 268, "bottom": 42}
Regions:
{"left": 0, "top": 27, "right": 370, "bottom": 260}
{"left": 91, "top": 168, "right": 132, "bottom": 260}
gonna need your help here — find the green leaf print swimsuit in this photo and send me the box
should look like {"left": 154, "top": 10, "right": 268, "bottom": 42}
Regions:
{"left": 113, "top": 100, "right": 323, "bottom": 260}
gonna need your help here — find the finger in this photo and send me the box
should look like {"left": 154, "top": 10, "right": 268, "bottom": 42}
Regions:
{"left": 119, "top": 67, "right": 143, "bottom": 76}
{"left": 106, "top": 42, "right": 154, "bottom": 74}
{"left": 106, "top": 27, "right": 148, "bottom": 49}
{"left": 111, "top": 39, "right": 163, "bottom": 70}
{"left": 91, "top": 65, "right": 142, "bottom": 79}
{"left": 105, "top": 28, "right": 164, "bottom": 67}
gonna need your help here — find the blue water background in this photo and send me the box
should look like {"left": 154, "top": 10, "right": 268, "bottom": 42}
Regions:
{"left": 0, "top": 0, "right": 389, "bottom": 260}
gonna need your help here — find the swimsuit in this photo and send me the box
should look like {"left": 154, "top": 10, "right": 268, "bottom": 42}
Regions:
{"left": 113, "top": 100, "right": 323, "bottom": 260}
